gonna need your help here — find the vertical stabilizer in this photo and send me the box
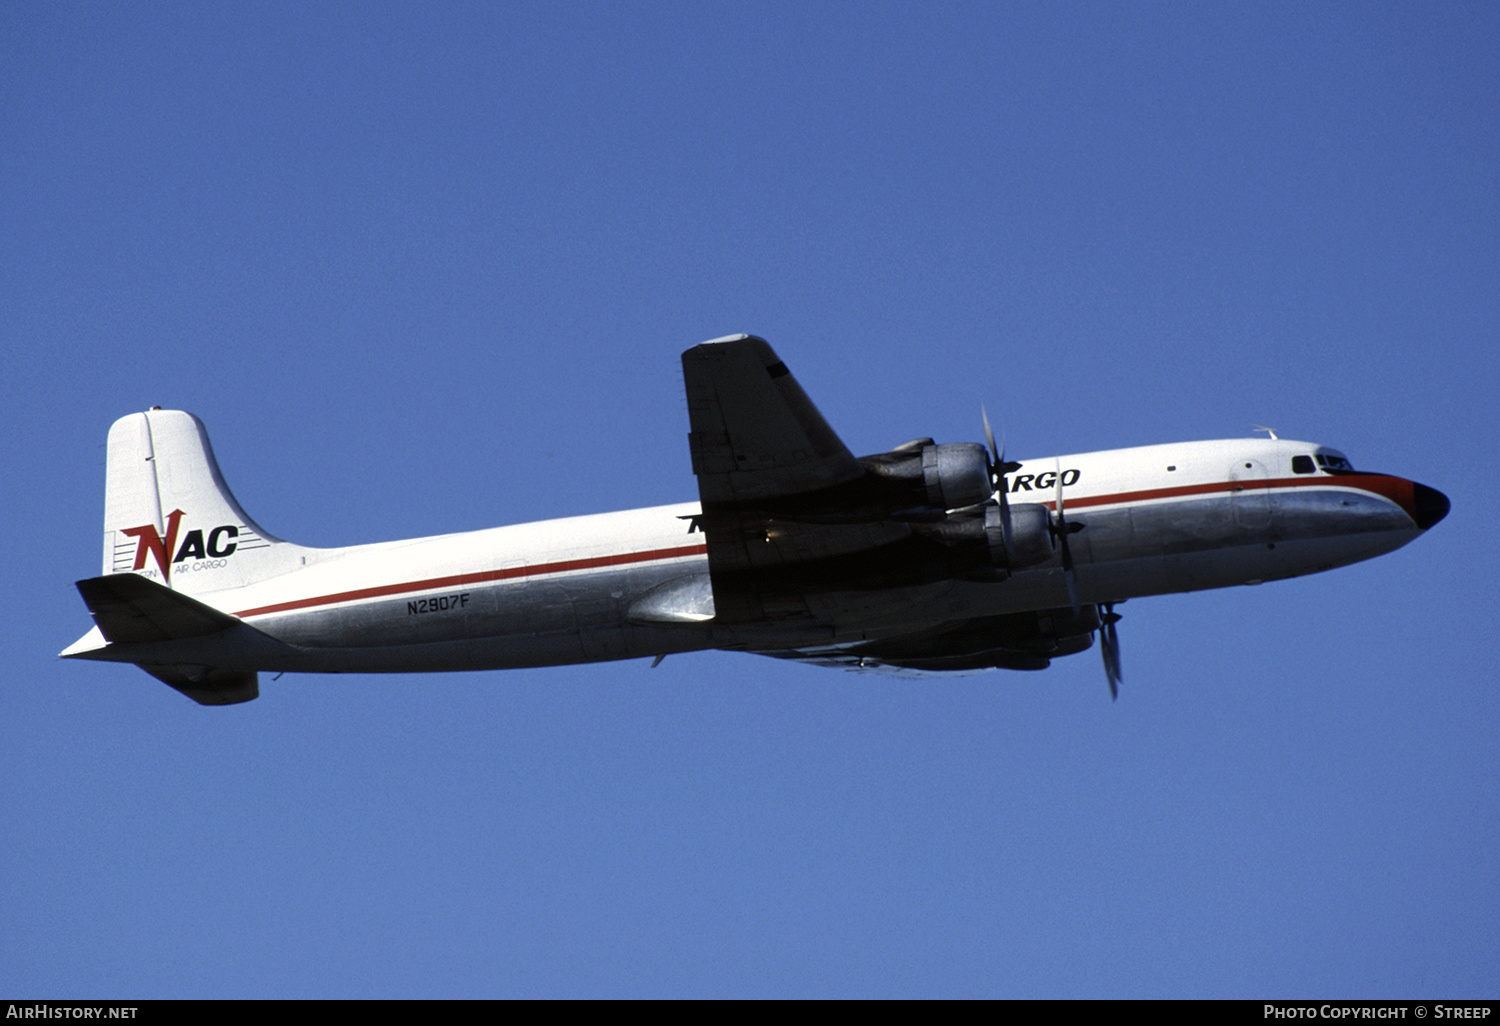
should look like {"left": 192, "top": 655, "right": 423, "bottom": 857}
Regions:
{"left": 102, "top": 409, "right": 312, "bottom": 595}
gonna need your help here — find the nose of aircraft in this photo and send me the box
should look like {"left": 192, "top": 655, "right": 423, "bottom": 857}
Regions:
{"left": 1412, "top": 482, "right": 1450, "bottom": 530}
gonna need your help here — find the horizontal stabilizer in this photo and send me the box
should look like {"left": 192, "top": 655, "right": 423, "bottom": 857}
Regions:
{"left": 75, "top": 574, "right": 241, "bottom": 644}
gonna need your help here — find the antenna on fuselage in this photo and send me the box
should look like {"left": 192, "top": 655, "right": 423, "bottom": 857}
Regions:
{"left": 1251, "top": 425, "right": 1279, "bottom": 440}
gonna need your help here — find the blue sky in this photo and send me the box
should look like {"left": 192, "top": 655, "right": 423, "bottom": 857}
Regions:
{"left": 3, "top": 1, "right": 1496, "bottom": 998}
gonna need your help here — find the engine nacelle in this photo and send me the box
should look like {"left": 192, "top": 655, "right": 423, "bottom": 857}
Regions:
{"left": 865, "top": 441, "right": 994, "bottom": 512}
{"left": 984, "top": 502, "right": 1054, "bottom": 569}
{"left": 922, "top": 501, "right": 1055, "bottom": 571}
{"left": 847, "top": 605, "right": 1101, "bottom": 673}
{"left": 921, "top": 443, "right": 992, "bottom": 510}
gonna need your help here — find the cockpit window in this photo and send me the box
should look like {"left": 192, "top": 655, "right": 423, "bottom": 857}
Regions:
{"left": 1291, "top": 455, "right": 1315, "bottom": 474}
{"left": 1315, "top": 453, "right": 1354, "bottom": 473}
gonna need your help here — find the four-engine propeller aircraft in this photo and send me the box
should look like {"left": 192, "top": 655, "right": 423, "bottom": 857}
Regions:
{"left": 62, "top": 335, "right": 1449, "bottom": 705}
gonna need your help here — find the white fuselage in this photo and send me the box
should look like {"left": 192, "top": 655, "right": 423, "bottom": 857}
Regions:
{"left": 65, "top": 436, "right": 1433, "bottom": 675}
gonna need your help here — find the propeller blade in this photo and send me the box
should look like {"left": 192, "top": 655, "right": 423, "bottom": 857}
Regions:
{"left": 1054, "top": 460, "right": 1066, "bottom": 533}
{"left": 980, "top": 407, "right": 1021, "bottom": 479}
{"left": 1100, "top": 602, "right": 1122, "bottom": 700}
{"left": 1054, "top": 458, "right": 1080, "bottom": 612}
{"left": 981, "top": 407, "right": 1019, "bottom": 563}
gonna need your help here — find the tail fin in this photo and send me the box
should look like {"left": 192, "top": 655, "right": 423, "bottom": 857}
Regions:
{"left": 103, "top": 409, "right": 312, "bottom": 595}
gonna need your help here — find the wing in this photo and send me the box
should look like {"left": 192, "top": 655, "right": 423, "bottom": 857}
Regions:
{"left": 681, "top": 336, "right": 912, "bottom": 621}
{"left": 684, "top": 335, "right": 864, "bottom": 504}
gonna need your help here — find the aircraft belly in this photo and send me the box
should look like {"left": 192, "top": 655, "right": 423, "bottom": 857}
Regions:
{"left": 238, "top": 559, "right": 716, "bottom": 672}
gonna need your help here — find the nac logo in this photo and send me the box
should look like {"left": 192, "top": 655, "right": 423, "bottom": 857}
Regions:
{"left": 121, "top": 510, "right": 239, "bottom": 581}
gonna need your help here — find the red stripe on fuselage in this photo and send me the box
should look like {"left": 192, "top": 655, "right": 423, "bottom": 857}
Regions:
{"left": 235, "top": 542, "right": 709, "bottom": 619}
{"left": 233, "top": 475, "right": 1414, "bottom": 621}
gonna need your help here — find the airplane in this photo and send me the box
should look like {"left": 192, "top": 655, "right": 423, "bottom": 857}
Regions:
{"left": 61, "top": 334, "right": 1450, "bottom": 705}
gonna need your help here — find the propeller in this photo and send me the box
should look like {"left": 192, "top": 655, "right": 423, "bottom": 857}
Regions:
{"left": 982, "top": 414, "right": 1082, "bottom": 608}
{"left": 1051, "top": 458, "right": 1084, "bottom": 612}
{"left": 1099, "top": 602, "right": 1122, "bottom": 700}
{"left": 981, "top": 407, "right": 1021, "bottom": 560}
{"left": 981, "top": 413, "right": 1117, "bottom": 698}
{"left": 982, "top": 412, "right": 1117, "bottom": 699}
